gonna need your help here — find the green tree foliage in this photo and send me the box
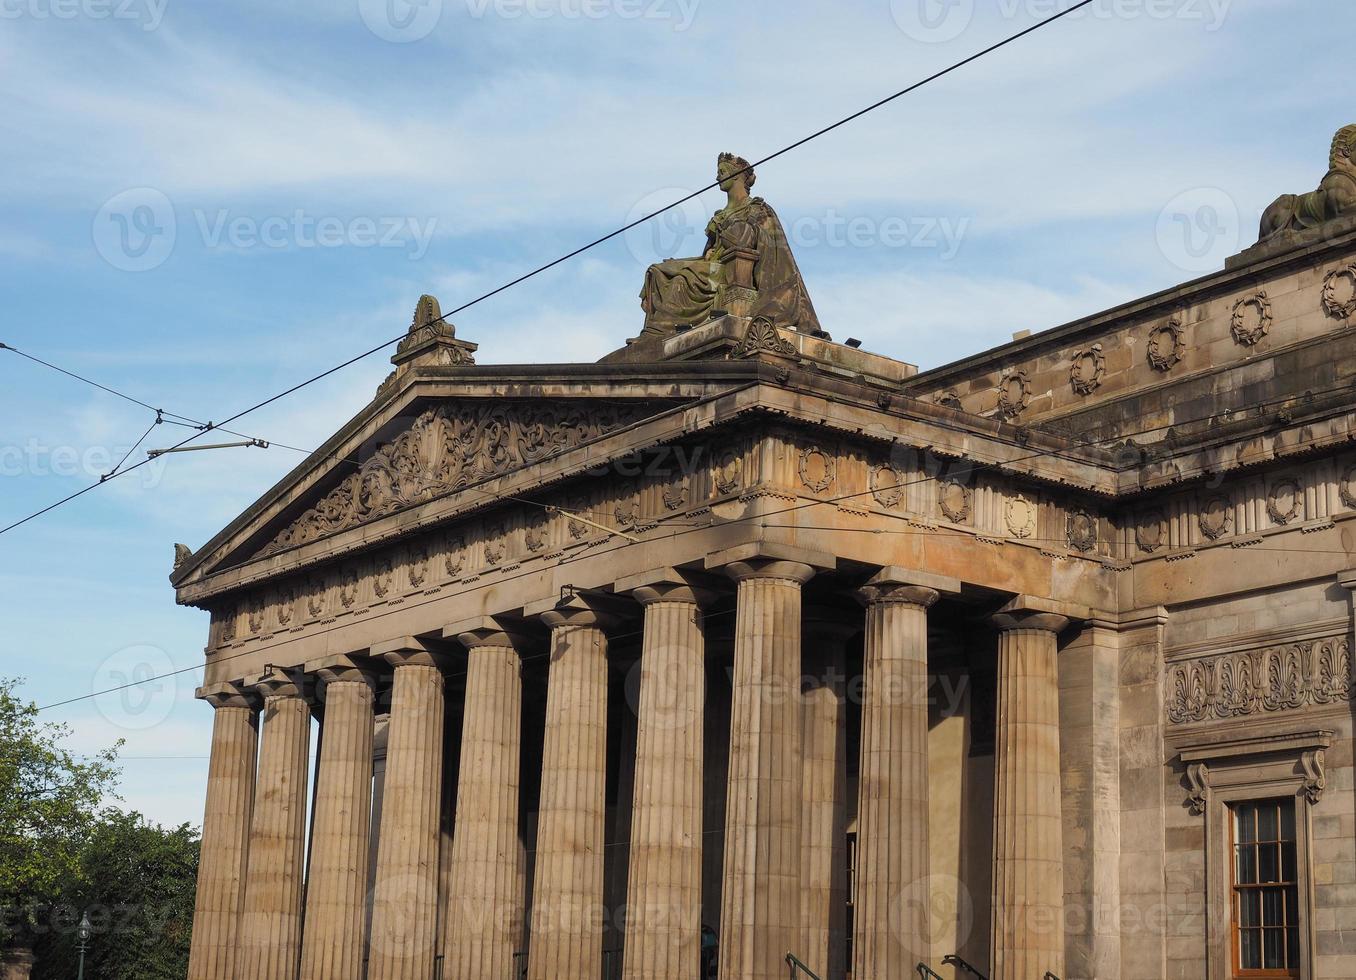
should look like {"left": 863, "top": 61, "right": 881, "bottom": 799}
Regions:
{"left": 30, "top": 812, "right": 200, "bottom": 980}
{"left": 0, "top": 677, "right": 120, "bottom": 949}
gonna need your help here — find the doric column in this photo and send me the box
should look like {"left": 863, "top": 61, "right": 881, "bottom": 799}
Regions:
{"left": 852, "top": 570, "right": 956, "bottom": 977}
{"left": 441, "top": 618, "right": 528, "bottom": 980}
{"left": 368, "top": 638, "right": 447, "bottom": 980}
{"left": 990, "top": 598, "right": 1071, "bottom": 980}
{"left": 799, "top": 609, "right": 856, "bottom": 980}
{"left": 298, "top": 658, "right": 376, "bottom": 980}
{"left": 717, "top": 557, "right": 818, "bottom": 980}
{"left": 186, "top": 682, "right": 259, "bottom": 980}
{"left": 523, "top": 591, "right": 623, "bottom": 980}
{"left": 237, "top": 669, "right": 311, "bottom": 980}
{"left": 616, "top": 570, "right": 714, "bottom": 980}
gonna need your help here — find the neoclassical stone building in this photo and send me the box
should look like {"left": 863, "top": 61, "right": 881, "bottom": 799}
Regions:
{"left": 177, "top": 141, "right": 1356, "bottom": 980}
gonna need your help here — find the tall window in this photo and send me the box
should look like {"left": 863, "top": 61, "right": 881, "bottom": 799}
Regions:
{"left": 1230, "top": 799, "right": 1300, "bottom": 977}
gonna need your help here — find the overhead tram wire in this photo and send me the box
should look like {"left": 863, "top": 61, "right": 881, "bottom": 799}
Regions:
{"left": 34, "top": 374, "right": 1356, "bottom": 715}
{"left": 0, "top": 0, "right": 1102, "bottom": 540}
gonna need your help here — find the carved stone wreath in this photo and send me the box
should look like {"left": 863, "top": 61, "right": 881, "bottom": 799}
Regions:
{"left": 798, "top": 447, "right": 836, "bottom": 494}
{"left": 1322, "top": 264, "right": 1356, "bottom": 320}
{"left": 1069, "top": 344, "right": 1106, "bottom": 396}
{"left": 714, "top": 450, "right": 743, "bottom": 496}
{"left": 1198, "top": 495, "right": 1233, "bottom": 540}
{"left": 1146, "top": 316, "right": 1185, "bottom": 371}
{"left": 938, "top": 479, "right": 972, "bottom": 523}
{"left": 870, "top": 463, "right": 906, "bottom": 509}
{"left": 663, "top": 483, "right": 688, "bottom": 511}
{"left": 524, "top": 524, "right": 548, "bottom": 553}
{"left": 1230, "top": 292, "right": 1272, "bottom": 347}
{"left": 1341, "top": 465, "right": 1356, "bottom": 510}
{"left": 1266, "top": 478, "right": 1302, "bottom": 526}
{"left": 1066, "top": 506, "right": 1098, "bottom": 553}
{"left": 996, "top": 371, "right": 1031, "bottom": 419}
{"left": 372, "top": 557, "right": 395, "bottom": 599}
{"left": 1004, "top": 494, "right": 1037, "bottom": 539}
{"left": 444, "top": 534, "right": 467, "bottom": 577}
{"left": 1135, "top": 507, "right": 1167, "bottom": 554}
{"left": 735, "top": 316, "right": 796, "bottom": 358}
{"left": 935, "top": 389, "right": 964, "bottom": 411}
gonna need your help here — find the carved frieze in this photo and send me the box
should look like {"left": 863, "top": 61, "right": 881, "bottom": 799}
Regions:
{"left": 1266, "top": 478, "right": 1302, "bottom": 525}
{"left": 1066, "top": 506, "right": 1098, "bottom": 553}
{"left": 444, "top": 533, "right": 467, "bottom": 577}
{"left": 1321, "top": 264, "right": 1356, "bottom": 321}
{"left": 996, "top": 371, "right": 1030, "bottom": 419}
{"left": 1135, "top": 506, "right": 1167, "bottom": 553}
{"left": 1166, "top": 636, "right": 1352, "bottom": 725}
{"left": 798, "top": 447, "right": 836, "bottom": 494}
{"left": 1146, "top": 316, "right": 1185, "bottom": 371}
{"left": 938, "top": 479, "right": 972, "bottom": 524}
{"left": 663, "top": 483, "right": 688, "bottom": 511}
{"left": 935, "top": 389, "right": 963, "bottom": 411}
{"left": 1342, "top": 465, "right": 1356, "bottom": 509}
{"left": 1198, "top": 495, "right": 1233, "bottom": 540}
{"left": 1069, "top": 344, "right": 1106, "bottom": 396}
{"left": 870, "top": 463, "right": 906, "bottom": 509}
{"left": 714, "top": 450, "right": 743, "bottom": 496}
{"left": 406, "top": 543, "right": 430, "bottom": 588}
{"left": 1230, "top": 292, "right": 1272, "bottom": 347}
{"left": 260, "top": 401, "right": 660, "bottom": 557}
{"left": 1004, "top": 494, "right": 1037, "bottom": 539}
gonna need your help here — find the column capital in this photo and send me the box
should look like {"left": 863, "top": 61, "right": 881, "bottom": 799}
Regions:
{"left": 371, "top": 635, "right": 448, "bottom": 669}
{"left": 724, "top": 559, "right": 818, "bottom": 585}
{"left": 704, "top": 541, "right": 835, "bottom": 578}
{"left": 856, "top": 566, "right": 959, "bottom": 609}
{"left": 443, "top": 614, "right": 531, "bottom": 653}
{"left": 247, "top": 666, "right": 312, "bottom": 701}
{"left": 991, "top": 594, "right": 1084, "bottom": 635}
{"left": 615, "top": 567, "right": 721, "bottom": 608}
{"left": 196, "top": 680, "right": 260, "bottom": 711}
{"left": 304, "top": 654, "right": 378, "bottom": 691}
{"left": 525, "top": 588, "right": 630, "bottom": 630}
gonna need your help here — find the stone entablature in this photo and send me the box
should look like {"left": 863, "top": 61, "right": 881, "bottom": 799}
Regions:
{"left": 904, "top": 229, "right": 1356, "bottom": 431}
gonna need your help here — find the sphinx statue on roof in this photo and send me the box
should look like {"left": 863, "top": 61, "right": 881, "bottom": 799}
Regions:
{"left": 638, "top": 152, "right": 823, "bottom": 339}
{"left": 1259, "top": 124, "right": 1356, "bottom": 241}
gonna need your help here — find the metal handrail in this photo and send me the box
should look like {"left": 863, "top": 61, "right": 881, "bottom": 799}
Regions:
{"left": 941, "top": 953, "right": 990, "bottom": 980}
{"left": 785, "top": 952, "right": 823, "bottom": 980}
{"left": 917, "top": 963, "right": 946, "bottom": 979}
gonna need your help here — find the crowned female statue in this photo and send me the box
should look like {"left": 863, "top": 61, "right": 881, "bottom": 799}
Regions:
{"left": 639, "top": 153, "right": 822, "bottom": 338}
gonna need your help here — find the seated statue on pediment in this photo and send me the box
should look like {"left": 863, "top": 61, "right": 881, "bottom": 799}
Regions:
{"left": 639, "top": 152, "right": 822, "bottom": 338}
{"left": 1260, "top": 124, "right": 1356, "bottom": 240}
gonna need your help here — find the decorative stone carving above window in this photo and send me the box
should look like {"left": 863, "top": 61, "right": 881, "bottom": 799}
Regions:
{"left": 1004, "top": 493, "right": 1037, "bottom": 539}
{"left": 996, "top": 371, "right": 1031, "bottom": 419}
{"left": 870, "top": 463, "right": 906, "bottom": 509}
{"left": 1066, "top": 506, "right": 1098, "bottom": 552}
{"left": 938, "top": 479, "right": 972, "bottom": 523}
{"left": 1166, "top": 636, "right": 1351, "bottom": 725}
{"left": 1069, "top": 344, "right": 1106, "bottom": 395}
{"left": 259, "top": 400, "right": 661, "bottom": 557}
{"left": 1146, "top": 316, "right": 1186, "bottom": 371}
{"left": 1135, "top": 506, "right": 1168, "bottom": 553}
{"left": 1267, "top": 478, "right": 1302, "bottom": 525}
{"left": 798, "top": 447, "right": 836, "bottom": 493}
{"left": 1230, "top": 292, "right": 1272, "bottom": 347}
{"left": 1321, "top": 264, "right": 1356, "bottom": 320}
{"left": 1199, "top": 495, "right": 1234, "bottom": 540}
{"left": 1177, "top": 730, "right": 1332, "bottom": 815}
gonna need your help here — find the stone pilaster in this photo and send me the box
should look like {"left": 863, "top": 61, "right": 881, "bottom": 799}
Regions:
{"left": 990, "top": 598, "right": 1071, "bottom": 980}
{"left": 368, "top": 638, "right": 447, "bottom": 980}
{"left": 298, "top": 659, "right": 376, "bottom": 980}
{"left": 616, "top": 571, "right": 714, "bottom": 980}
{"left": 237, "top": 670, "right": 311, "bottom": 980}
{"left": 187, "top": 683, "right": 259, "bottom": 980}
{"left": 799, "top": 610, "right": 856, "bottom": 980}
{"left": 441, "top": 619, "right": 528, "bottom": 980}
{"left": 852, "top": 571, "right": 954, "bottom": 977}
{"left": 717, "top": 558, "right": 817, "bottom": 980}
{"left": 524, "top": 592, "right": 622, "bottom": 980}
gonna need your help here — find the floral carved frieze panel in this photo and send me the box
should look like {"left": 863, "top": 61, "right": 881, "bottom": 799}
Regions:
{"left": 260, "top": 401, "right": 661, "bottom": 557}
{"left": 1167, "top": 636, "right": 1352, "bottom": 725}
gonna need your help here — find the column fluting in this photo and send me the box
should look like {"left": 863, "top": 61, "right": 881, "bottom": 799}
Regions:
{"left": 237, "top": 672, "right": 311, "bottom": 980}
{"left": 368, "top": 644, "right": 447, "bottom": 980}
{"left": 526, "top": 596, "right": 616, "bottom": 980}
{"left": 443, "top": 625, "right": 526, "bottom": 980}
{"left": 718, "top": 559, "right": 815, "bottom": 980}
{"left": 186, "top": 684, "right": 258, "bottom": 980}
{"left": 298, "top": 663, "right": 375, "bottom": 980}
{"left": 852, "top": 581, "right": 940, "bottom": 977}
{"left": 990, "top": 607, "right": 1070, "bottom": 980}
{"left": 621, "top": 580, "right": 710, "bottom": 980}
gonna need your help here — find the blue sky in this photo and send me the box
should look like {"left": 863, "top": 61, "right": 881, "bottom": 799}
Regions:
{"left": 0, "top": 0, "right": 1346, "bottom": 827}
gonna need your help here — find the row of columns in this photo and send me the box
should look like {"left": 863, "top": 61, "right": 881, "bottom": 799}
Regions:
{"left": 189, "top": 561, "right": 1075, "bottom": 980}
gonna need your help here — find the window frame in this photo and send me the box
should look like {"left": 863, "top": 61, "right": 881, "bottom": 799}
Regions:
{"left": 1227, "top": 797, "right": 1301, "bottom": 979}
